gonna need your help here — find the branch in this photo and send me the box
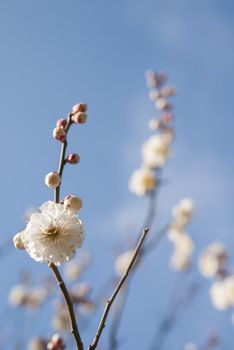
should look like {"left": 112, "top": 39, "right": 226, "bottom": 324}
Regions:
{"left": 54, "top": 113, "right": 73, "bottom": 203}
{"left": 49, "top": 263, "right": 84, "bottom": 350}
{"left": 51, "top": 113, "right": 84, "bottom": 350}
{"left": 88, "top": 227, "right": 150, "bottom": 350}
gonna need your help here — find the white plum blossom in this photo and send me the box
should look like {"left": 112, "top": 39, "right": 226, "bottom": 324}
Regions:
{"left": 210, "top": 280, "right": 230, "bottom": 310}
{"left": 170, "top": 251, "right": 191, "bottom": 271}
{"left": 142, "top": 134, "right": 170, "bottom": 169}
{"left": 20, "top": 201, "right": 84, "bottom": 266}
{"left": 9, "top": 284, "right": 48, "bottom": 309}
{"left": 199, "top": 242, "right": 227, "bottom": 278}
{"left": 171, "top": 198, "right": 194, "bottom": 230}
{"left": 129, "top": 167, "right": 156, "bottom": 196}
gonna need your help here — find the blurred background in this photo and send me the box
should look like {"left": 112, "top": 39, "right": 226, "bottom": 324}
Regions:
{"left": 0, "top": 0, "right": 233, "bottom": 349}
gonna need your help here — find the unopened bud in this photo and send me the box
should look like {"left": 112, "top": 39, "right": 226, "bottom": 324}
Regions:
{"left": 148, "top": 119, "right": 161, "bottom": 130}
{"left": 53, "top": 127, "right": 66, "bottom": 142}
{"left": 72, "top": 112, "right": 88, "bottom": 124}
{"left": 72, "top": 103, "right": 87, "bottom": 114}
{"left": 13, "top": 232, "right": 25, "bottom": 250}
{"left": 160, "top": 86, "right": 176, "bottom": 97}
{"left": 155, "top": 97, "right": 168, "bottom": 110}
{"left": 45, "top": 172, "right": 61, "bottom": 188}
{"left": 66, "top": 153, "right": 80, "bottom": 164}
{"left": 56, "top": 118, "right": 67, "bottom": 128}
{"left": 63, "top": 195, "right": 83, "bottom": 212}
{"left": 161, "top": 112, "right": 173, "bottom": 124}
{"left": 148, "top": 90, "right": 160, "bottom": 101}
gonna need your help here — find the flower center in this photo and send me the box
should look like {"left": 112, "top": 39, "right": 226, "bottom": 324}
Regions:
{"left": 44, "top": 225, "right": 59, "bottom": 237}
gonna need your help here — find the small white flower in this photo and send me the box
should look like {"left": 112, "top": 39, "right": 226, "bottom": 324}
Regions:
{"left": 129, "top": 167, "right": 156, "bottom": 196}
{"left": 171, "top": 198, "right": 194, "bottom": 229}
{"left": 142, "top": 135, "right": 170, "bottom": 169}
{"left": 8, "top": 284, "right": 28, "bottom": 306}
{"left": 199, "top": 242, "right": 227, "bottom": 278}
{"left": 210, "top": 280, "right": 230, "bottom": 310}
{"left": 20, "top": 201, "right": 84, "bottom": 266}
{"left": 170, "top": 252, "right": 190, "bottom": 271}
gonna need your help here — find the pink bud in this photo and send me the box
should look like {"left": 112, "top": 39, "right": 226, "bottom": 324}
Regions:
{"left": 72, "top": 112, "right": 88, "bottom": 124}
{"left": 66, "top": 153, "right": 80, "bottom": 164}
{"left": 53, "top": 127, "right": 67, "bottom": 142}
{"left": 56, "top": 118, "right": 67, "bottom": 128}
{"left": 72, "top": 103, "right": 87, "bottom": 114}
{"left": 161, "top": 112, "right": 173, "bottom": 124}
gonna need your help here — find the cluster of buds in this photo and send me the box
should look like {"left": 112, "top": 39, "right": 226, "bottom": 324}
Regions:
{"left": 47, "top": 334, "right": 66, "bottom": 350}
{"left": 52, "top": 103, "right": 88, "bottom": 143}
{"left": 71, "top": 103, "right": 88, "bottom": 124}
{"left": 129, "top": 71, "right": 175, "bottom": 197}
{"left": 168, "top": 198, "right": 195, "bottom": 271}
{"left": 199, "top": 242, "right": 234, "bottom": 314}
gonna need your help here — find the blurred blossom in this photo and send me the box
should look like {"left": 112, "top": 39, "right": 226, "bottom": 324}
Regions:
{"left": 171, "top": 198, "right": 194, "bottom": 228}
{"left": 64, "top": 261, "right": 82, "bottom": 281}
{"left": 52, "top": 303, "right": 70, "bottom": 332}
{"left": 170, "top": 251, "right": 191, "bottom": 272}
{"left": 168, "top": 198, "right": 195, "bottom": 271}
{"left": 184, "top": 343, "right": 197, "bottom": 350}
{"left": 28, "top": 337, "right": 47, "bottom": 350}
{"left": 129, "top": 167, "right": 156, "bottom": 196}
{"left": 9, "top": 284, "right": 48, "bottom": 309}
{"left": 199, "top": 242, "right": 228, "bottom": 278}
{"left": 115, "top": 250, "right": 135, "bottom": 277}
{"left": 142, "top": 134, "right": 171, "bottom": 169}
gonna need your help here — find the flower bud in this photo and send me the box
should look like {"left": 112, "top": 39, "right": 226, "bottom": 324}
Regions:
{"left": 56, "top": 118, "right": 67, "bottom": 128}
{"left": 160, "top": 86, "right": 176, "bottom": 97}
{"left": 148, "top": 118, "right": 161, "bottom": 130}
{"left": 53, "top": 127, "right": 66, "bottom": 142}
{"left": 66, "top": 153, "right": 80, "bottom": 164}
{"left": 72, "top": 103, "right": 87, "bottom": 114}
{"left": 13, "top": 232, "right": 25, "bottom": 250}
{"left": 63, "top": 195, "right": 83, "bottom": 212}
{"left": 161, "top": 112, "right": 173, "bottom": 124}
{"left": 155, "top": 97, "right": 168, "bottom": 110}
{"left": 72, "top": 112, "right": 88, "bottom": 124}
{"left": 45, "top": 172, "right": 61, "bottom": 188}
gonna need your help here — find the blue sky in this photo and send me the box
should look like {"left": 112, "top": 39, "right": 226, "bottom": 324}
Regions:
{"left": 0, "top": 0, "right": 234, "bottom": 349}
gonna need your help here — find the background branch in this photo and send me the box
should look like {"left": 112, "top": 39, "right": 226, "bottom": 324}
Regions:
{"left": 88, "top": 227, "right": 150, "bottom": 350}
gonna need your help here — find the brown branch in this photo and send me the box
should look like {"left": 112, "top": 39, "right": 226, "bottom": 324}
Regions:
{"left": 49, "top": 263, "right": 84, "bottom": 350}
{"left": 54, "top": 113, "right": 73, "bottom": 203}
{"left": 51, "top": 112, "right": 84, "bottom": 350}
{"left": 88, "top": 227, "right": 150, "bottom": 350}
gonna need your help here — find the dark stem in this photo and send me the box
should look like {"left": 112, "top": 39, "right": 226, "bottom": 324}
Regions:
{"left": 54, "top": 114, "right": 73, "bottom": 203}
{"left": 49, "top": 263, "right": 84, "bottom": 350}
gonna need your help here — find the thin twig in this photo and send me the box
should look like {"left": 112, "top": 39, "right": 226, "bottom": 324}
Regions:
{"left": 54, "top": 113, "right": 73, "bottom": 203}
{"left": 49, "top": 263, "right": 84, "bottom": 350}
{"left": 88, "top": 227, "right": 150, "bottom": 350}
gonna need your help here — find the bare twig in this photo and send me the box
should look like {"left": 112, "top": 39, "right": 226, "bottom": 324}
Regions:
{"left": 88, "top": 227, "right": 150, "bottom": 350}
{"left": 49, "top": 263, "right": 84, "bottom": 350}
